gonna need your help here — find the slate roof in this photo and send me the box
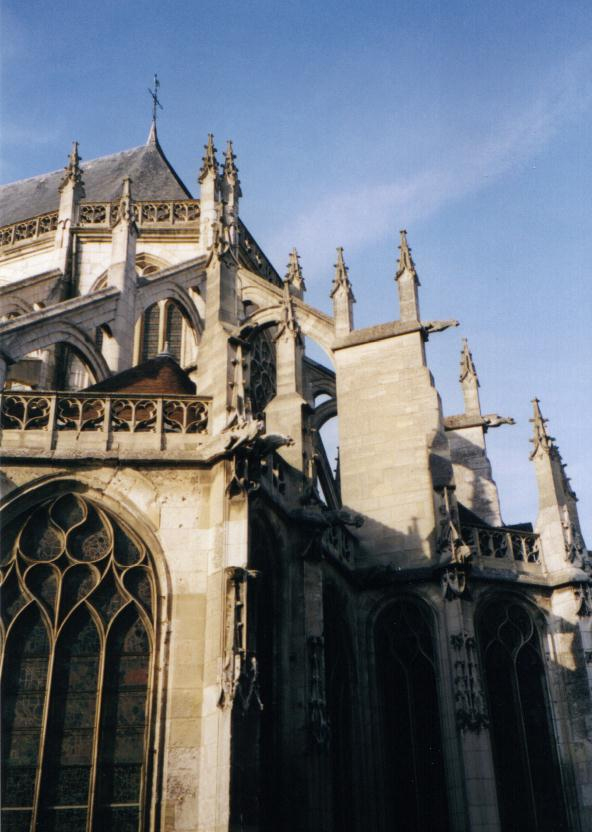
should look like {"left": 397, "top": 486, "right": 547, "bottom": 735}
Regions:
{"left": 0, "top": 139, "right": 193, "bottom": 227}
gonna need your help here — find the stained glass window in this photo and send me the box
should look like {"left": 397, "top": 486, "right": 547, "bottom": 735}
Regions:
{"left": 376, "top": 599, "right": 450, "bottom": 832}
{"left": 0, "top": 493, "right": 156, "bottom": 832}
{"left": 140, "top": 303, "right": 160, "bottom": 361}
{"left": 164, "top": 303, "right": 184, "bottom": 362}
{"left": 478, "top": 600, "right": 568, "bottom": 832}
{"left": 249, "top": 330, "right": 276, "bottom": 419}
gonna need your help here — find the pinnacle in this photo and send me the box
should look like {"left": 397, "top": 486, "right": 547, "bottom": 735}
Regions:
{"left": 396, "top": 229, "right": 418, "bottom": 282}
{"left": 283, "top": 248, "right": 305, "bottom": 295}
{"left": 330, "top": 246, "right": 354, "bottom": 299}
{"left": 223, "top": 140, "right": 239, "bottom": 178}
{"left": 459, "top": 338, "right": 479, "bottom": 385}
{"left": 529, "top": 398, "right": 555, "bottom": 458}
{"left": 199, "top": 133, "right": 218, "bottom": 183}
{"left": 59, "top": 140, "right": 83, "bottom": 191}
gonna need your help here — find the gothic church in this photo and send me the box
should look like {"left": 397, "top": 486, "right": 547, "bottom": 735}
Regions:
{"left": 0, "top": 122, "right": 591, "bottom": 832}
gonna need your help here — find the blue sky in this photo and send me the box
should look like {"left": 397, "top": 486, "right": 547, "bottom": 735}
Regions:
{"left": 2, "top": 0, "right": 591, "bottom": 540}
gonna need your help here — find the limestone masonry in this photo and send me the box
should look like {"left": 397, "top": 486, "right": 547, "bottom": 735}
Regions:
{"left": 0, "top": 125, "right": 590, "bottom": 832}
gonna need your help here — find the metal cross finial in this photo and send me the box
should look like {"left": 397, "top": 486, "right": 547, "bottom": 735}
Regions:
{"left": 148, "top": 73, "right": 163, "bottom": 125}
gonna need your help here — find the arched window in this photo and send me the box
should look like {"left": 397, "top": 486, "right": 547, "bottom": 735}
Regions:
{"left": 249, "top": 329, "right": 276, "bottom": 419}
{"left": 140, "top": 303, "right": 160, "bottom": 362}
{"left": 164, "top": 303, "right": 183, "bottom": 363}
{"left": 376, "top": 599, "right": 450, "bottom": 832}
{"left": 139, "top": 301, "right": 185, "bottom": 364}
{"left": 1, "top": 493, "right": 156, "bottom": 832}
{"left": 477, "top": 599, "right": 568, "bottom": 832}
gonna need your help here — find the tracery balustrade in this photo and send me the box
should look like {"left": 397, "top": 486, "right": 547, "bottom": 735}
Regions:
{"left": 0, "top": 391, "right": 209, "bottom": 437}
{"left": 461, "top": 524, "right": 540, "bottom": 564}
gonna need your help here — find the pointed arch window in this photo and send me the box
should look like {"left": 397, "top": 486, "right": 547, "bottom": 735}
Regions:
{"left": 477, "top": 600, "right": 568, "bottom": 832}
{"left": 376, "top": 599, "right": 450, "bottom": 832}
{"left": 1, "top": 493, "right": 156, "bottom": 832}
{"left": 140, "top": 303, "right": 160, "bottom": 362}
{"left": 249, "top": 329, "right": 276, "bottom": 419}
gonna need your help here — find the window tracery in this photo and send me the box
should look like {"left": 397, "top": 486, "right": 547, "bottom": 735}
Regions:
{"left": 1, "top": 493, "right": 155, "bottom": 832}
{"left": 477, "top": 600, "right": 568, "bottom": 832}
{"left": 249, "top": 329, "right": 276, "bottom": 419}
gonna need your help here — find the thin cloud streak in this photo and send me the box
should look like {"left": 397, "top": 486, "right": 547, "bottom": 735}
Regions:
{"left": 268, "top": 47, "right": 592, "bottom": 275}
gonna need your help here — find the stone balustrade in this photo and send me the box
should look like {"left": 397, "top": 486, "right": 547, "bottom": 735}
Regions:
{"left": 462, "top": 523, "right": 541, "bottom": 566}
{"left": 0, "top": 390, "right": 210, "bottom": 452}
{"left": 78, "top": 199, "right": 200, "bottom": 228}
{"left": 0, "top": 211, "right": 59, "bottom": 248}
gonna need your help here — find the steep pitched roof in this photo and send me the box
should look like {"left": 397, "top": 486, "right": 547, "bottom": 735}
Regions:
{"left": 0, "top": 140, "right": 193, "bottom": 227}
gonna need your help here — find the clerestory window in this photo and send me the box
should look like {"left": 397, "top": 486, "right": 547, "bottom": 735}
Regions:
{"left": 1, "top": 493, "right": 156, "bottom": 832}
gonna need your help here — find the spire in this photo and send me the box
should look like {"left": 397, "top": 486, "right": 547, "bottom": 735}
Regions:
{"left": 330, "top": 247, "right": 355, "bottom": 337}
{"left": 147, "top": 120, "right": 158, "bottom": 145}
{"left": 285, "top": 248, "right": 306, "bottom": 297}
{"left": 459, "top": 337, "right": 481, "bottom": 415}
{"left": 59, "top": 141, "right": 83, "bottom": 192}
{"left": 395, "top": 229, "right": 419, "bottom": 283}
{"left": 529, "top": 398, "right": 555, "bottom": 460}
{"left": 199, "top": 133, "right": 219, "bottom": 183}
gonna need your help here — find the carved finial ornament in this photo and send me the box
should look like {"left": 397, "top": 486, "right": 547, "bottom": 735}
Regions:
{"left": 330, "top": 247, "right": 355, "bottom": 300}
{"left": 396, "top": 229, "right": 419, "bottom": 283}
{"left": 459, "top": 338, "right": 479, "bottom": 385}
{"left": 285, "top": 248, "right": 306, "bottom": 294}
{"left": 529, "top": 398, "right": 555, "bottom": 459}
{"left": 59, "top": 141, "right": 84, "bottom": 192}
{"left": 199, "top": 133, "right": 219, "bottom": 183}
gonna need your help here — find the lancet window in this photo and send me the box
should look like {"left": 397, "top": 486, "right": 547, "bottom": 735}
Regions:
{"left": 139, "top": 300, "right": 185, "bottom": 364}
{"left": 249, "top": 329, "right": 276, "bottom": 419}
{"left": 376, "top": 599, "right": 450, "bottom": 832}
{"left": 477, "top": 599, "right": 568, "bottom": 832}
{"left": 0, "top": 493, "right": 156, "bottom": 832}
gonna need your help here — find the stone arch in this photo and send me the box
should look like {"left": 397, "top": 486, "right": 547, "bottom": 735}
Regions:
{"left": 88, "top": 253, "right": 172, "bottom": 293}
{"left": 4, "top": 321, "right": 110, "bottom": 382}
{"left": 0, "top": 297, "right": 33, "bottom": 319}
{"left": 310, "top": 397, "right": 337, "bottom": 432}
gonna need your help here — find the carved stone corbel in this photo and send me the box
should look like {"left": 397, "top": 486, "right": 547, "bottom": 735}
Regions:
{"left": 218, "top": 567, "right": 262, "bottom": 711}
{"left": 449, "top": 631, "right": 489, "bottom": 732}
{"left": 308, "top": 636, "right": 330, "bottom": 748}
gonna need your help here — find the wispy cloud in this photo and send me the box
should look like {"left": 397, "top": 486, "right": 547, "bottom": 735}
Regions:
{"left": 268, "top": 46, "right": 592, "bottom": 275}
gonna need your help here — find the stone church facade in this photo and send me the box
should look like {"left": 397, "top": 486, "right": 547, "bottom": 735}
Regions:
{"left": 0, "top": 125, "right": 590, "bottom": 832}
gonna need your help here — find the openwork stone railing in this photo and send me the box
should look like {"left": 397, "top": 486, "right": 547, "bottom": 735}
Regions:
{"left": 0, "top": 391, "right": 210, "bottom": 449}
{"left": 0, "top": 211, "right": 59, "bottom": 248}
{"left": 78, "top": 199, "right": 200, "bottom": 228}
{"left": 462, "top": 524, "right": 541, "bottom": 565}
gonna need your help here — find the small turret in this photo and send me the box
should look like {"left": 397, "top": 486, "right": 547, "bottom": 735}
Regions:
{"left": 395, "top": 229, "right": 420, "bottom": 321}
{"left": 459, "top": 338, "right": 481, "bottom": 415}
{"left": 530, "top": 399, "right": 588, "bottom": 573}
{"left": 285, "top": 248, "right": 305, "bottom": 299}
{"left": 330, "top": 247, "right": 355, "bottom": 338}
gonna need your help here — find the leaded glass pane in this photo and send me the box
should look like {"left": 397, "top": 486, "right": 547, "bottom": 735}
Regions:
{"left": 140, "top": 304, "right": 160, "bottom": 361}
{"left": 165, "top": 302, "right": 183, "bottom": 362}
